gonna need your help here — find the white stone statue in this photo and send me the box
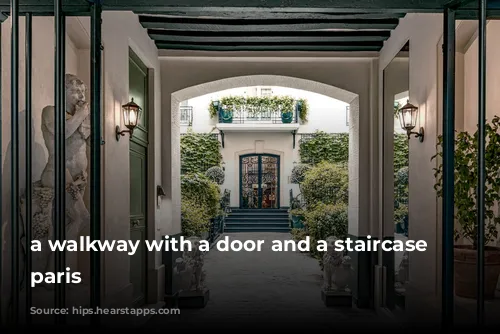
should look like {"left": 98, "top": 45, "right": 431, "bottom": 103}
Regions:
{"left": 334, "top": 255, "right": 353, "bottom": 292}
{"left": 20, "top": 73, "right": 91, "bottom": 277}
{"left": 173, "top": 257, "right": 194, "bottom": 292}
{"left": 173, "top": 237, "right": 207, "bottom": 293}
{"left": 322, "top": 236, "right": 344, "bottom": 291}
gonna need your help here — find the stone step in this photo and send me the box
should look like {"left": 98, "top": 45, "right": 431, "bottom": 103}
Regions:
{"left": 226, "top": 216, "right": 289, "bottom": 223}
{"left": 225, "top": 222, "right": 290, "bottom": 228}
{"left": 224, "top": 226, "right": 290, "bottom": 232}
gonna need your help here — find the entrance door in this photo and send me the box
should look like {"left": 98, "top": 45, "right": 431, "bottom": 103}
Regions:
{"left": 129, "top": 50, "right": 149, "bottom": 307}
{"left": 240, "top": 154, "right": 280, "bottom": 209}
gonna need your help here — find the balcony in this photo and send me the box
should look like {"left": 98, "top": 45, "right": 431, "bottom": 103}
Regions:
{"left": 212, "top": 97, "right": 306, "bottom": 132}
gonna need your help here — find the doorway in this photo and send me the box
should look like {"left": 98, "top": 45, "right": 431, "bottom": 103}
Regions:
{"left": 239, "top": 154, "right": 280, "bottom": 209}
{"left": 128, "top": 49, "right": 149, "bottom": 307}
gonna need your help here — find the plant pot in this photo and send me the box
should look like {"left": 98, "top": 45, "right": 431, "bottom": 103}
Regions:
{"left": 291, "top": 214, "right": 304, "bottom": 229}
{"left": 454, "top": 245, "right": 500, "bottom": 299}
{"left": 281, "top": 112, "right": 293, "bottom": 124}
{"left": 219, "top": 109, "right": 233, "bottom": 123}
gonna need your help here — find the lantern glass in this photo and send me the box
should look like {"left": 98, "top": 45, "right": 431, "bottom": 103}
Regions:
{"left": 397, "top": 100, "right": 418, "bottom": 131}
{"left": 122, "top": 98, "right": 142, "bottom": 130}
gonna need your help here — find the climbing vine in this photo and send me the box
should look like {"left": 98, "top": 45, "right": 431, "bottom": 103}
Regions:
{"left": 299, "top": 131, "right": 349, "bottom": 165}
{"left": 208, "top": 95, "right": 309, "bottom": 122}
{"left": 180, "top": 131, "right": 222, "bottom": 174}
{"left": 299, "top": 130, "right": 408, "bottom": 173}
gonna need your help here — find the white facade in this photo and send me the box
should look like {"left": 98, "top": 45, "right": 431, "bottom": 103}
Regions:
{"left": 180, "top": 86, "right": 405, "bottom": 208}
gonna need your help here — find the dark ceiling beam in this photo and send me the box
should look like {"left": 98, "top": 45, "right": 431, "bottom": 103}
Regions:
{"left": 155, "top": 42, "right": 382, "bottom": 52}
{"left": 138, "top": 16, "right": 399, "bottom": 31}
{"left": 147, "top": 29, "right": 391, "bottom": 43}
{"left": 1, "top": 0, "right": 496, "bottom": 14}
{"left": 137, "top": 11, "right": 406, "bottom": 20}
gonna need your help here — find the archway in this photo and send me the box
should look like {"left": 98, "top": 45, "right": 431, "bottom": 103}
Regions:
{"left": 170, "top": 74, "right": 360, "bottom": 235}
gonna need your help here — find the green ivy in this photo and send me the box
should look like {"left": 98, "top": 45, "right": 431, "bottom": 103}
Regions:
{"left": 181, "top": 173, "right": 221, "bottom": 237}
{"left": 299, "top": 131, "right": 349, "bottom": 165}
{"left": 431, "top": 115, "right": 500, "bottom": 248}
{"left": 180, "top": 130, "right": 222, "bottom": 174}
{"left": 208, "top": 95, "right": 308, "bottom": 121}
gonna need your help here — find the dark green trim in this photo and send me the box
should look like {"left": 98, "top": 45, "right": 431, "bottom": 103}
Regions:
{"left": 142, "top": 11, "right": 406, "bottom": 19}
{"left": 239, "top": 153, "right": 280, "bottom": 209}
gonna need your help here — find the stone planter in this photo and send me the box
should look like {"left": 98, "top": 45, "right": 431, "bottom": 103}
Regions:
{"left": 291, "top": 214, "right": 304, "bottom": 229}
{"left": 454, "top": 245, "right": 500, "bottom": 299}
{"left": 281, "top": 111, "right": 293, "bottom": 124}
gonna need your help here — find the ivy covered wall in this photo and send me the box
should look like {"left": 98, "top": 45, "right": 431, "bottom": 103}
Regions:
{"left": 180, "top": 131, "right": 222, "bottom": 174}
{"left": 299, "top": 130, "right": 409, "bottom": 170}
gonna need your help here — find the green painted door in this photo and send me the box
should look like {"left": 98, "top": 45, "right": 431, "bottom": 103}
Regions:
{"left": 129, "top": 50, "right": 148, "bottom": 307}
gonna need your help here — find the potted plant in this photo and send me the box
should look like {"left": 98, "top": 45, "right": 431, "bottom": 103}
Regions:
{"left": 432, "top": 115, "right": 500, "bottom": 299}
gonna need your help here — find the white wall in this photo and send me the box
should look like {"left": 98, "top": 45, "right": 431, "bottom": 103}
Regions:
{"left": 1, "top": 12, "right": 165, "bottom": 311}
{"left": 379, "top": 13, "right": 444, "bottom": 321}
{"left": 181, "top": 86, "right": 350, "bottom": 134}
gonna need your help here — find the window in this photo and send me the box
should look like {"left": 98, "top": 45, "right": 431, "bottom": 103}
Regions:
{"left": 260, "top": 88, "right": 272, "bottom": 97}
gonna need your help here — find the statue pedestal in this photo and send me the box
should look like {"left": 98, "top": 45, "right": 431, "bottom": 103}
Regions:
{"left": 321, "top": 289, "right": 352, "bottom": 307}
{"left": 178, "top": 289, "right": 209, "bottom": 308}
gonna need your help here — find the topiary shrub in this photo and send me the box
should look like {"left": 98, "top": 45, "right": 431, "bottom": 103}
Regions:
{"left": 205, "top": 166, "right": 225, "bottom": 185}
{"left": 290, "top": 163, "right": 311, "bottom": 184}
{"left": 181, "top": 198, "right": 212, "bottom": 238}
{"left": 301, "top": 161, "right": 348, "bottom": 208}
{"left": 304, "top": 202, "right": 348, "bottom": 262}
{"left": 181, "top": 173, "right": 221, "bottom": 237}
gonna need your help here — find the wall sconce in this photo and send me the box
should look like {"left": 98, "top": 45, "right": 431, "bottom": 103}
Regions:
{"left": 116, "top": 98, "right": 142, "bottom": 141}
{"left": 157, "top": 185, "right": 166, "bottom": 206}
{"left": 397, "top": 99, "right": 424, "bottom": 142}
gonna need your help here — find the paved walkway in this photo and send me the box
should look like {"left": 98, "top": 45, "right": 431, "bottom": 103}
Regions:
{"left": 146, "top": 233, "right": 394, "bottom": 330}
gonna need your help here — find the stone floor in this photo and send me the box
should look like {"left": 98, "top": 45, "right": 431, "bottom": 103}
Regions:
{"left": 146, "top": 232, "right": 398, "bottom": 330}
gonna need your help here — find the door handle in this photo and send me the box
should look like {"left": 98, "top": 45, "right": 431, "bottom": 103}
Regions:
{"left": 132, "top": 220, "right": 140, "bottom": 227}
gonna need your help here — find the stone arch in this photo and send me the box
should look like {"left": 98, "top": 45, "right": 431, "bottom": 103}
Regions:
{"left": 170, "top": 74, "right": 360, "bottom": 237}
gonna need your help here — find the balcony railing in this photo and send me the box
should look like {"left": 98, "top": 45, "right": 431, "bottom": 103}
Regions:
{"left": 180, "top": 106, "right": 193, "bottom": 126}
{"left": 217, "top": 103, "right": 300, "bottom": 124}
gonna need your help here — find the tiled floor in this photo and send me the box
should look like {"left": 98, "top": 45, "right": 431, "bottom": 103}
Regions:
{"left": 146, "top": 232, "right": 397, "bottom": 330}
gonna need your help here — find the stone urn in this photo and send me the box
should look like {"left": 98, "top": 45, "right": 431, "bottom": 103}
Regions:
{"left": 454, "top": 245, "right": 500, "bottom": 299}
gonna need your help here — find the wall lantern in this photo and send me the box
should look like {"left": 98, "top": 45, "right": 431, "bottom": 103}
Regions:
{"left": 397, "top": 99, "right": 424, "bottom": 142}
{"left": 116, "top": 98, "right": 142, "bottom": 141}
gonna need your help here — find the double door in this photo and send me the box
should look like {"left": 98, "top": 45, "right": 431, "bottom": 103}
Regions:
{"left": 240, "top": 154, "right": 280, "bottom": 209}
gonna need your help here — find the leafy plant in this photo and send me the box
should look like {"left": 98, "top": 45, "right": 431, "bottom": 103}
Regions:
{"left": 431, "top": 115, "right": 500, "bottom": 248}
{"left": 299, "top": 131, "right": 349, "bottom": 166}
{"left": 290, "top": 163, "right": 311, "bottom": 184}
{"left": 181, "top": 173, "right": 221, "bottom": 220}
{"left": 181, "top": 197, "right": 212, "bottom": 237}
{"left": 301, "top": 161, "right": 349, "bottom": 208}
{"left": 205, "top": 166, "right": 225, "bottom": 185}
{"left": 208, "top": 95, "right": 308, "bottom": 121}
{"left": 304, "top": 202, "right": 348, "bottom": 260}
{"left": 180, "top": 131, "right": 222, "bottom": 174}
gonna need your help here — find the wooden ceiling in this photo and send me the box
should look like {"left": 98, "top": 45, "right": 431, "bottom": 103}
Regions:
{"left": 138, "top": 12, "right": 403, "bottom": 52}
{"left": 1, "top": 1, "right": 499, "bottom": 52}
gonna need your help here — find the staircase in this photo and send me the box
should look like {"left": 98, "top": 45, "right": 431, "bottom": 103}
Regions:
{"left": 224, "top": 208, "right": 290, "bottom": 233}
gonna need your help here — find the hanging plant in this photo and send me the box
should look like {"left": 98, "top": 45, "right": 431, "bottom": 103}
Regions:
{"left": 208, "top": 95, "right": 309, "bottom": 122}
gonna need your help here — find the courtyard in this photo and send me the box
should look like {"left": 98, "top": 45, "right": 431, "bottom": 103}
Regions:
{"left": 146, "top": 232, "right": 395, "bottom": 330}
